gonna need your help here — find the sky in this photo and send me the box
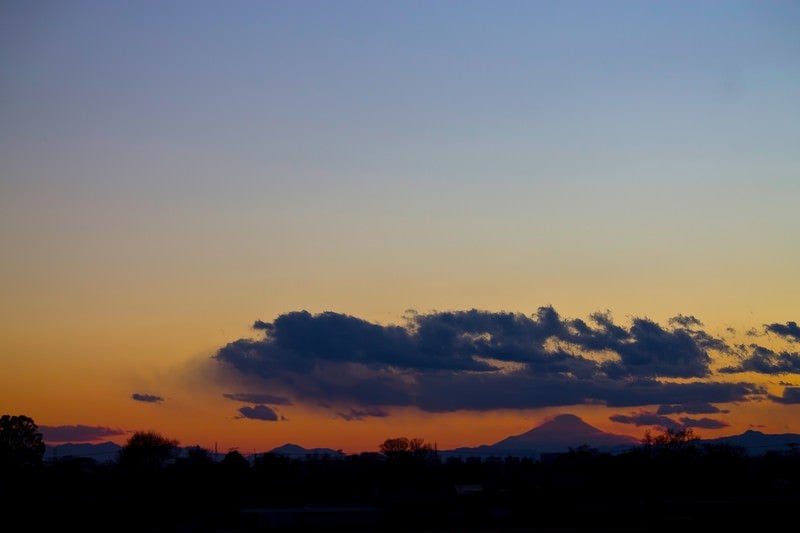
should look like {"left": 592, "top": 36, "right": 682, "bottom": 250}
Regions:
{"left": 1, "top": 0, "right": 799, "bottom": 456}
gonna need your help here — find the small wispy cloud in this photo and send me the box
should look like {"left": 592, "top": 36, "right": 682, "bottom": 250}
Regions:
{"left": 335, "top": 407, "right": 389, "bottom": 421}
{"left": 656, "top": 402, "right": 727, "bottom": 415}
{"left": 39, "top": 424, "right": 126, "bottom": 443}
{"left": 223, "top": 392, "right": 292, "bottom": 405}
{"left": 680, "top": 417, "right": 730, "bottom": 429}
{"left": 131, "top": 393, "right": 164, "bottom": 403}
{"left": 609, "top": 411, "right": 683, "bottom": 431}
{"left": 236, "top": 404, "right": 285, "bottom": 422}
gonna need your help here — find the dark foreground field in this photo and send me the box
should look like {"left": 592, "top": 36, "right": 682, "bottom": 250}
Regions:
{"left": 3, "top": 443, "right": 799, "bottom": 532}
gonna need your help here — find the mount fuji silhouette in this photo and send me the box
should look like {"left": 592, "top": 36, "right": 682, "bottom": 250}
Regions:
{"left": 443, "top": 413, "right": 640, "bottom": 459}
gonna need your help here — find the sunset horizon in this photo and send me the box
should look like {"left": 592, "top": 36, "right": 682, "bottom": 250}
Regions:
{"left": 26, "top": 304, "right": 800, "bottom": 457}
{"left": 3, "top": 2, "right": 799, "bottom": 461}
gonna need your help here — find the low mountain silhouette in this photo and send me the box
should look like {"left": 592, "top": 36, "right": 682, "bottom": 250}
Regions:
{"left": 703, "top": 429, "right": 800, "bottom": 455}
{"left": 268, "top": 443, "right": 345, "bottom": 458}
{"left": 43, "top": 441, "right": 231, "bottom": 463}
{"left": 43, "top": 441, "right": 122, "bottom": 463}
{"left": 444, "top": 414, "right": 640, "bottom": 459}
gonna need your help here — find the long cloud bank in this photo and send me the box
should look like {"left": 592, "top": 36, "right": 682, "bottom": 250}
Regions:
{"left": 213, "top": 307, "right": 800, "bottom": 419}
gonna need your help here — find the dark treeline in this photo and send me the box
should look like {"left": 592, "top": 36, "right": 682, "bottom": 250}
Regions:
{"left": 2, "top": 419, "right": 800, "bottom": 532}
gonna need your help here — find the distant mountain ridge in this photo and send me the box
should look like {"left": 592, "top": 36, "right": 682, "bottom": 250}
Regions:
{"left": 44, "top": 441, "right": 122, "bottom": 463}
{"left": 43, "top": 416, "right": 800, "bottom": 462}
{"left": 444, "top": 414, "right": 639, "bottom": 459}
{"left": 268, "top": 443, "right": 344, "bottom": 458}
{"left": 42, "top": 441, "right": 345, "bottom": 464}
{"left": 704, "top": 429, "right": 800, "bottom": 454}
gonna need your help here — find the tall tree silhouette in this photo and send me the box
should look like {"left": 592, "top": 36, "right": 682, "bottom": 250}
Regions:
{"left": 0, "top": 414, "right": 45, "bottom": 472}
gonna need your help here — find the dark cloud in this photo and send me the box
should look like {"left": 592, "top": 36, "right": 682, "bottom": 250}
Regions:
{"left": 39, "top": 424, "right": 126, "bottom": 443}
{"left": 601, "top": 380, "right": 761, "bottom": 407}
{"left": 669, "top": 314, "right": 703, "bottom": 328}
{"left": 237, "top": 404, "right": 284, "bottom": 421}
{"left": 768, "top": 387, "right": 800, "bottom": 404}
{"left": 684, "top": 329, "right": 730, "bottom": 353}
{"left": 609, "top": 412, "right": 683, "bottom": 431}
{"left": 223, "top": 392, "right": 292, "bottom": 405}
{"left": 680, "top": 417, "right": 729, "bottom": 429}
{"left": 131, "top": 393, "right": 163, "bottom": 403}
{"left": 719, "top": 345, "right": 800, "bottom": 374}
{"left": 765, "top": 321, "right": 800, "bottom": 342}
{"left": 335, "top": 407, "right": 389, "bottom": 421}
{"left": 411, "top": 307, "right": 570, "bottom": 366}
{"left": 212, "top": 308, "right": 767, "bottom": 414}
{"left": 599, "top": 318, "right": 714, "bottom": 379}
{"left": 413, "top": 375, "right": 758, "bottom": 412}
{"left": 564, "top": 312, "right": 631, "bottom": 356}
{"left": 569, "top": 313, "right": 728, "bottom": 374}
{"left": 610, "top": 412, "right": 729, "bottom": 432}
{"left": 251, "top": 310, "right": 494, "bottom": 372}
{"left": 656, "top": 403, "right": 727, "bottom": 415}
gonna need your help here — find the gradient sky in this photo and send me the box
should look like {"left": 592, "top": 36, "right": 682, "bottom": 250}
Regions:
{"left": 2, "top": 0, "right": 799, "bottom": 455}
